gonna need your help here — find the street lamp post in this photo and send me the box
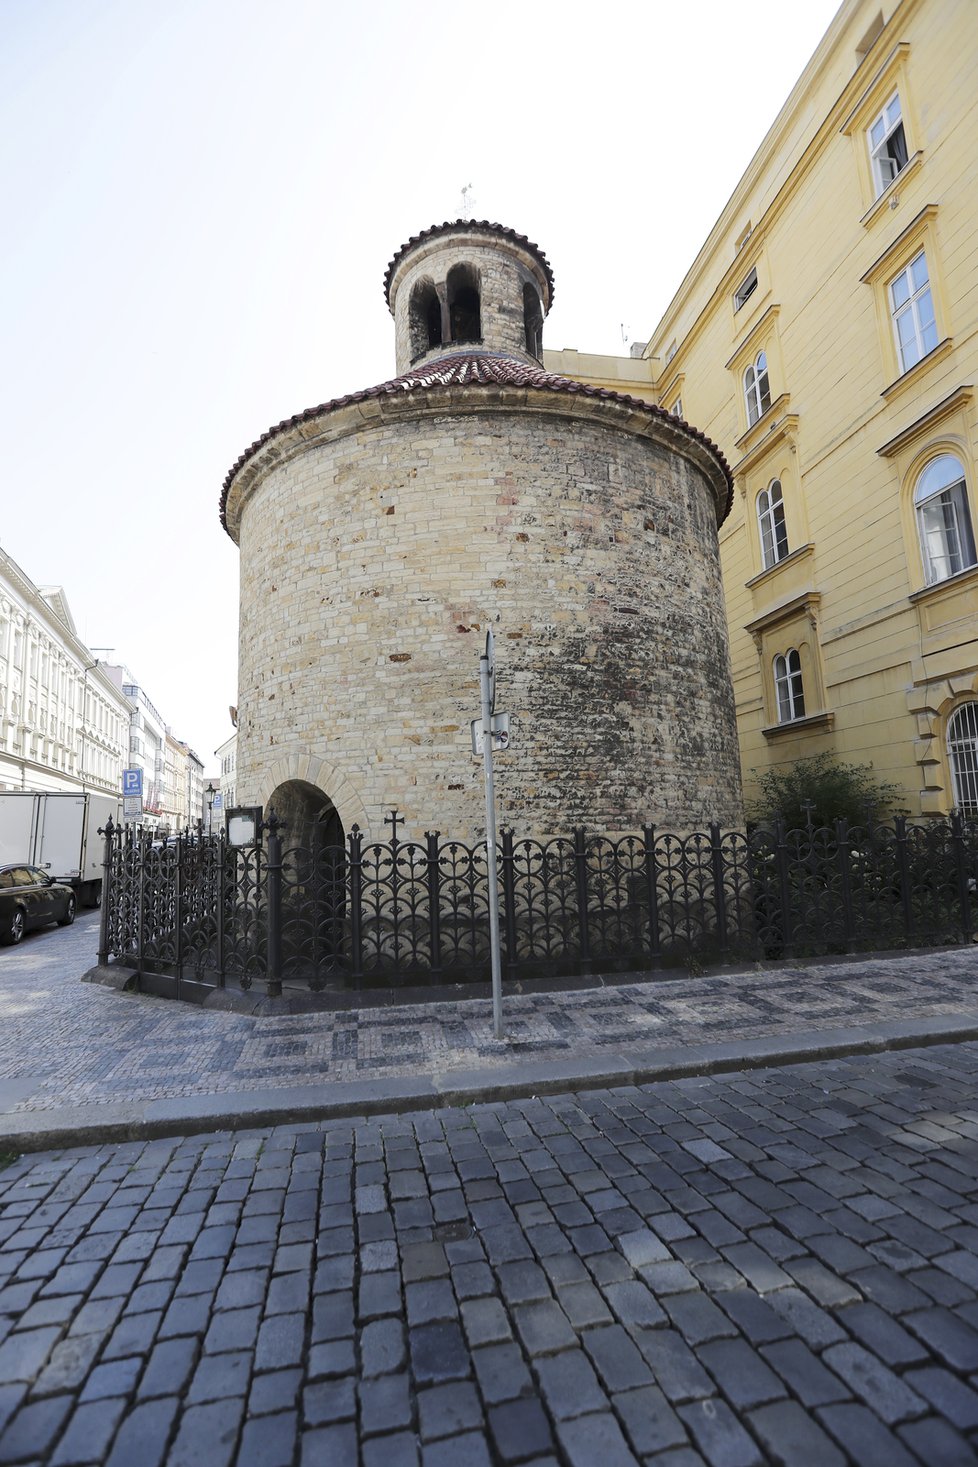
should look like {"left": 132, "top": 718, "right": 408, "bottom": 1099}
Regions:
{"left": 206, "top": 783, "right": 217, "bottom": 836}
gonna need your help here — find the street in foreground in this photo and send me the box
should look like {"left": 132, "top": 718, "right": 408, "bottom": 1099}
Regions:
{"left": 2, "top": 1047, "right": 978, "bottom": 1464}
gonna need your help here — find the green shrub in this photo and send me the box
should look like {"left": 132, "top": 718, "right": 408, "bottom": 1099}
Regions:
{"left": 747, "top": 752, "right": 905, "bottom": 830}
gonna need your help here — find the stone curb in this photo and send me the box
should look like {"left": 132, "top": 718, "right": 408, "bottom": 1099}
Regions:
{"left": 4, "top": 1011, "right": 978, "bottom": 1155}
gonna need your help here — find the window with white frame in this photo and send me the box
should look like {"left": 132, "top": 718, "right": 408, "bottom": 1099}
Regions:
{"left": 757, "top": 480, "right": 789, "bottom": 569}
{"left": 734, "top": 266, "right": 758, "bottom": 312}
{"left": 868, "top": 92, "right": 909, "bottom": 197}
{"left": 890, "top": 251, "right": 937, "bottom": 373}
{"left": 947, "top": 702, "right": 978, "bottom": 815}
{"left": 914, "top": 453, "right": 977, "bottom": 585}
{"left": 744, "top": 351, "right": 771, "bottom": 426}
{"left": 774, "top": 649, "right": 805, "bottom": 723}
{"left": 671, "top": 398, "right": 683, "bottom": 419}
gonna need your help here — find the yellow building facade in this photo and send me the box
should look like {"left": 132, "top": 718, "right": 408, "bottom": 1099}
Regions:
{"left": 547, "top": 0, "right": 978, "bottom": 816}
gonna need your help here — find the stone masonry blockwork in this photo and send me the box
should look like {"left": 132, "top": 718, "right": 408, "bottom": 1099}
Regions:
{"left": 233, "top": 396, "right": 741, "bottom": 840}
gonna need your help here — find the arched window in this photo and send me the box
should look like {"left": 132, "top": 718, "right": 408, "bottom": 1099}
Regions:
{"left": 744, "top": 351, "right": 771, "bottom": 426}
{"left": 447, "top": 263, "right": 481, "bottom": 345}
{"left": 914, "top": 454, "right": 976, "bottom": 585}
{"left": 947, "top": 702, "right": 978, "bottom": 815}
{"left": 408, "top": 279, "right": 442, "bottom": 361}
{"left": 757, "top": 480, "right": 789, "bottom": 569}
{"left": 523, "top": 283, "right": 543, "bottom": 357}
{"left": 774, "top": 649, "right": 805, "bottom": 723}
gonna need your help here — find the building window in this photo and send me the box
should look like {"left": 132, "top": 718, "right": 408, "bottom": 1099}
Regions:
{"left": 948, "top": 702, "right": 978, "bottom": 815}
{"left": 744, "top": 351, "right": 771, "bottom": 426}
{"left": 446, "top": 263, "right": 481, "bottom": 345}
{"left": 914, "top": 454, "right": 977, "bottom": 585}
{"left": 671, "top": 398, "right": 683, "bottom": 419}
{"left": 757, "top": 480, "right": 789, "bottom": 569}
{"left": 734, "top": 266, "right": 758, "bottom": 312}
{"left": 408, "top": 278, "right": 442, "bottom": 360}
{"left": 523, "top": 283, "right": 543, "bottom": 357}
{"left": 774, "top": 649, "right": 805, "bottom": 723}
{"left": 868, "top": 92, "right": 908, "bottom": 197}
{"left": 890, "top": 251, "right": 937, "bottom": 373}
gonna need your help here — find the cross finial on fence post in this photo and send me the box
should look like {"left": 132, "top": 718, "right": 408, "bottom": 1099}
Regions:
{"left": 800, "top": 799, "right": 816, "bottom": 831}
{"left": 385, "top": 809, "right": 403, "bottom": 843}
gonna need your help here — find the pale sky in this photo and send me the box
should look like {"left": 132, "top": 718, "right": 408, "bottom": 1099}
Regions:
{"left": 0, "top": 0, "right": 841, "bottom": 767}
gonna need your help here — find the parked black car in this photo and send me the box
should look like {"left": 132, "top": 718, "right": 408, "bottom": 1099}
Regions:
{"left": 0, "top": 865, "right": 75, "bottom": 945}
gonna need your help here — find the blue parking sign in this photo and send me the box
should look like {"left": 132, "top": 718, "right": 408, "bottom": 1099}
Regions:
{"left": 123, "top": 768, "right": 143, "bottom": 797}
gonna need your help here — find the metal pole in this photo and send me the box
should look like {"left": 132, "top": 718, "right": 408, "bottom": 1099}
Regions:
{"left": 480, "top": 641, "right": 503, "bottom": 1040}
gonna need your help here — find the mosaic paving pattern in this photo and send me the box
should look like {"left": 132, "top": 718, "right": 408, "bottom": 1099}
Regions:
{"left": 0, "top": 915, "right": 977, "bottom": 1116}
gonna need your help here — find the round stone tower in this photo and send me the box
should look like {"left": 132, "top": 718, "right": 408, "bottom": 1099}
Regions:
{"left": 221, "top": 220, "right": 742, "bottom": 843}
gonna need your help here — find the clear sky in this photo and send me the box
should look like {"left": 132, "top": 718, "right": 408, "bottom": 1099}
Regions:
{"left": 1, "top": 0, "right": 841, "bottom": 769}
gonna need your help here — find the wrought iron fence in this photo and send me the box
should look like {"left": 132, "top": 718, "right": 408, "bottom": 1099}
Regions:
{"left": 96, "top": 812, "right": 978, "bottom": 1001}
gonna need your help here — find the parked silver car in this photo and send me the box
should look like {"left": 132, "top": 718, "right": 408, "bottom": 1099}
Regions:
{"left": 0, "top": 865, "right": 76, "bottom": 945}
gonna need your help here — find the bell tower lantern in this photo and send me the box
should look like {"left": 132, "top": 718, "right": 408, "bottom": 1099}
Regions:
{"left": 384, "top": 220, "right": 554, "bottom": 375}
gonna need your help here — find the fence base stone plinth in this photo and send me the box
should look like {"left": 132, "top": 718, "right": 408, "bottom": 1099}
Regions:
{"left": 81, "top": 965, "right": 138, "bottom": 992}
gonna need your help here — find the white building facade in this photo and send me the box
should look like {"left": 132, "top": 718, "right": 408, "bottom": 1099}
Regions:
{"left": 103, "top": 666, "right": 169, "bottom": 827}
{"left": 0, "top": 546, "right": 129, "bottom": 796}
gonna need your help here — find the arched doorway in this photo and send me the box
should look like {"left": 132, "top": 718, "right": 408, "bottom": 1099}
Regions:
{"left": 266, "top": 780, "right": 345, "bottom": 988}
{"left": 267, "top": 779, "right": 344, "bottom": 850}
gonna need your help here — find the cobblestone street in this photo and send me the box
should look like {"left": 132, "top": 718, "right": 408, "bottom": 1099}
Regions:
{"left": 4, "top": 1045, "right": 978, "bottom": 1464}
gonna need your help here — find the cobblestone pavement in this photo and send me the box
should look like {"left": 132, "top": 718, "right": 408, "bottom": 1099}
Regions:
{"left": 3, "top": 1046, "right": 978, "bottom": 1463}
{"left": 1, "top": 915, "right": 978, "bottom": 1127}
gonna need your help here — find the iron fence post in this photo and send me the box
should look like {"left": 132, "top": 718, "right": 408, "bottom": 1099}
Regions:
{"left": 836, "top": 818, "right": 855, "bottom": 952}
{"left": 951, "top": 810, "right": 974, "bottom": 942}
{"left": 894, "top": 814, "right": 913, "bottom": 944}
{"left": 500, "top": 827, "right": 519, "bottom": 982}
{"left": 425, "top": 831, "right": 443, "bottom": 983}
{"left": 174, "top": 837, "right": 184, "bottom": 983}
{"left": 574, "top": 827, "right": 592, "bottom": 973}
{"left": 349, "top": 825, "right": 364, "bottom": 988}
{"left": 137, "top": 828, "right": 148, "bottom": 977}
{"left": 775, "top": 818, "right": 794, "bottom": 956}
{"left": 96, "top": 816, "right": 115, "bottom": 967}
{"left": 264, "top": 811, "right": 284, "bottom": 999}
{"left": 709, "top": 823, "right": 729, "bottom": 959}
{"left": 215, "top": 835, "right": 226, "bottom": 988}
{"left": 385, "top": 811, "right": 402, "bottom": 972}
{"left": 642, "top": 824, "right": 661, "bottom": 962}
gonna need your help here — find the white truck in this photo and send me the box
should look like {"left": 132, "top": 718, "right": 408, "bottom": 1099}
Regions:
{"left": 0, "top": 791, "right": 121, "bottom": 907}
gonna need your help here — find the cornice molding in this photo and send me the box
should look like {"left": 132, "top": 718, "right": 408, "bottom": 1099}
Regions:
{"left": 745, "top": 587, "right": 821, "bottom": 638}
{"left": 877, "top": 385, "right": 973, "bottom": 458}
{"left": 733, "top": 404, "right": 798, "bottom": 476}
{"left": 860, "top": 203, "right": 939, "bottom": 283}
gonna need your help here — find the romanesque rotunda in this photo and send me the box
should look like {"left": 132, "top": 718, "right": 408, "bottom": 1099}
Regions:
{"left": 221, "top": 221, "right": 741, "bottom": 842}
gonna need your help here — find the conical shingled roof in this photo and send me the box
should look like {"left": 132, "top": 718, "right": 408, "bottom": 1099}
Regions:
{"left": 383, "top": 220, "right": 555, "bottom": 311}
{"left": 220, "top": 351, "right": 732, "bottom": 532}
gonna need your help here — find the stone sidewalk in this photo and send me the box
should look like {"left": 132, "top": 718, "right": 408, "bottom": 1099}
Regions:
{"left": 1, "top": 914, "right": 977, "bottom": 1151}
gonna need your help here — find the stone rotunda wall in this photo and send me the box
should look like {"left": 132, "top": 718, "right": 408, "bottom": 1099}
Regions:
{"left": 228, "top": 393, "right": 741, "bottom": 840}
{"left": 223, "top": 220, "right": 742, "bottom": 842}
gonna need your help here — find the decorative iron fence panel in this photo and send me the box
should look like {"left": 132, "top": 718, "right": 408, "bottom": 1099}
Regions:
{"left": 96, "top": 812, "right": 978, "bottom": 999}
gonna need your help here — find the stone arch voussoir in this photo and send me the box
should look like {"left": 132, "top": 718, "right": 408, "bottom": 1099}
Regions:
{"left": 257, "top": 753, "right": 368, "bottom": 838}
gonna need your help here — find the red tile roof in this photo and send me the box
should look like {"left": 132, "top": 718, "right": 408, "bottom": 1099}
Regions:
{"left": 220, "top": 351, "right": 732, "bottom": 532}
{"left": 383, "top": 221, "right": 555, "bottom": 310}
